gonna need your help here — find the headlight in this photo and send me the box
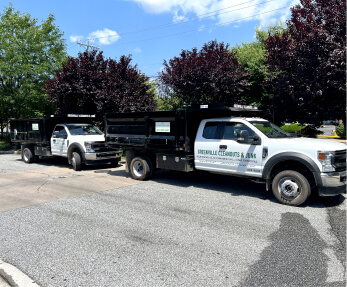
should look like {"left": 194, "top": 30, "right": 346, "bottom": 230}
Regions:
{"left": 318, "top": 151, "right": 335, "bottom": 172}
{"left": 84, "top": 141, "right": 95, "bottom": 152}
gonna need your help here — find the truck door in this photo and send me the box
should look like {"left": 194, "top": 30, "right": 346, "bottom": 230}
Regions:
{"left": 51, "top": 125, "right": 68, "bottom": 156}
{"left": 195, "top": 120, "right": 264, "bottom": 177}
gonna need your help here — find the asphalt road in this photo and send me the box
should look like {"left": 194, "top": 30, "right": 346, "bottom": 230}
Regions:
{"left": 319, "top": 125, "right": 336, "bottom": 136}
{"left": 0, "top": 154, "right": 346, "bottom": 287}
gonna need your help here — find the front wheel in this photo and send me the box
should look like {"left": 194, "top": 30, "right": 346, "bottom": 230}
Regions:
{"left": 71, "top": 152, "right": 82, "bottom": 171}
{"left": 272, "top": 170, "right": 311, "bottom": 206}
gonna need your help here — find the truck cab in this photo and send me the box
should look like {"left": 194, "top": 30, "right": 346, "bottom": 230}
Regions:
{"left": 50, "top": 123, "right": 120, "bottom": 170}
{"left": 195, "top": 118, "right": 264, "bottom": 177}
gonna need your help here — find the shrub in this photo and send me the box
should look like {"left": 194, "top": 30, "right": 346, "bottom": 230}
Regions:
{"left": 300, "top": 125, "right": 323, "bottom": 138}
{"left": 336, "top": 125, "right": 346, "bottom": 139}
{"left": 280, "top": 124, "right": 305, "bottom": 134}
{"left": 0, "top": 133, "right": 11, "bottom": 150}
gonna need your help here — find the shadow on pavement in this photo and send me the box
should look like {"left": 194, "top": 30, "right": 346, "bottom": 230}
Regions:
{"left": 109, "top": 168, "right": 346, "bottom": 208}
{"left": 15, "top": 156, "right": 120, "bottom": 171}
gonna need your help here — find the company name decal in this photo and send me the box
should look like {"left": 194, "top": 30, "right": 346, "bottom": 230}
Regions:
{"left": 198, "top": 149, "right": 256, "bottom": 159}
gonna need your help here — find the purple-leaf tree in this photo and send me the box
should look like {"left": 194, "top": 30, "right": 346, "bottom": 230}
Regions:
{"left": 158, "top": 40, "right": 249, "bottom": 108}
{"left": 265, "top": 0, "right": 346, "bottom": 125}
{"left": 45, "top": 50, "right": 156, "bottom": 115}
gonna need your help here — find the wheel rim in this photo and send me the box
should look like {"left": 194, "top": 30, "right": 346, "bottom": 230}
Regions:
{"left": 132, "top": 160, "right": 144, "bottom": 177}
{"left": 278, "top": 177, "right": 301, "bottom": 200}
{"left": 23, "top": 149, "right": 30, "bottom": 161}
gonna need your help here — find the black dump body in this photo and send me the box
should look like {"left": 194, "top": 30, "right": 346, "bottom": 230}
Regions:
{"left": 10, "top": 115, "right": 100, "bottom": 145}
{"left": 105, "top": 103, "right": 260, "bottom": 154}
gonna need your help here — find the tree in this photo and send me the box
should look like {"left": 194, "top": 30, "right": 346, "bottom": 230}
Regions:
{"left": 158, "top": 40, "right": 249, "bottom": 109}
{"left": 265, "top": 0, "right": 346, "bottom": 125}
{"left": 45, "top": 50, "right": 156, "bottom": 115}
{"left": 233, "top": 23, "right": 286, "bottom": 109}
{"left": 0, "top": 5, "right": 67, "bottom": 132}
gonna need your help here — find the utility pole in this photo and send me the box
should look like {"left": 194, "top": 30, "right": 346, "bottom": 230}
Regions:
{"left": 77, "top": 40, "right": 99, "bottom": 52}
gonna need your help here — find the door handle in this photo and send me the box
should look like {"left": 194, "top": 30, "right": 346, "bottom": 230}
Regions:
{"left": 219, "top": 145, "right": 227, "bottom": 149}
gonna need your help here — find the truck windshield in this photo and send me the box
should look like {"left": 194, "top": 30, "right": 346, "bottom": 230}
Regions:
{"left": 250, "top": 120, "right": 292, "bottom": 138}
{"left": 67, "top": 124, "right": 103, "bottom": 135}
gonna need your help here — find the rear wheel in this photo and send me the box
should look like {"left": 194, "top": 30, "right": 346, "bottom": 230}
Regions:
{"left": 130, "top": 156, "right": 152, "bottom": 180}
{"left": 71, "top": 152, "right": 82, "bottom": 171}
{"left": 22, "top": 147, "right": 35, "bottom": 164}
{"left": 272, "top": 170, "right": 311, "bottom": 206}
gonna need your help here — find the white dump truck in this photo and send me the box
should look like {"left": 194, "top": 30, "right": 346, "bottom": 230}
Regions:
{"left": 10, "top": 115, "right": 121, "bottom": 171}
{"left": 105, "top": 104, "right": 346, "bottom": 206}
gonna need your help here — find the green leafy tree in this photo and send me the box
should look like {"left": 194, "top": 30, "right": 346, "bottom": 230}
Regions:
{"left": 233, "top": 23, "right": 286, "bottom": 115}
{"left": 0, "top": 4, "right": 66, "bottom": 133}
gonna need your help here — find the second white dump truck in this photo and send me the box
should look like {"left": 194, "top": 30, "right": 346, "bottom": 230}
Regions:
{"left": 10, "top": 115, "right": 121, "bottom": 171}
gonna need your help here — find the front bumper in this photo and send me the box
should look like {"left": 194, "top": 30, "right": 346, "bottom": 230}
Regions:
{"left": 317, "top": 170, "right": 346, "bottom": 196}
{"left": 84, "top": 151, "right": 121, "bottom": 165}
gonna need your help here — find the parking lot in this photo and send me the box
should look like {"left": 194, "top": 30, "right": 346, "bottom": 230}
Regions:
{"left": 0, "top": 153, "right": 346, "bottom": 287}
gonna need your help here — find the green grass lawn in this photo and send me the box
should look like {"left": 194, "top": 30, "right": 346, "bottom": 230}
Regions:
{"left": 0, "top": 141, "right": 11, "bottom": 150}
{"left": 0, "top": 134, "right": 12, "bottom": 150}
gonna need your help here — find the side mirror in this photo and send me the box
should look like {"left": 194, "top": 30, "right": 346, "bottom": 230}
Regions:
{"left": 237, "top": 130, "right": 249, "bottom": 144}
{"left": 252, "top": 134, "right": 261, "bottom": 145}
{"left": 53, "top": 131, "right": 67, "bottom": 139}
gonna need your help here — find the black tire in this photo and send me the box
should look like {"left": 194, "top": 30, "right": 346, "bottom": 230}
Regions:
{"left": 272, "top": 170, "right": 311, "bottom": 206}
{"left": 71, "top": 151, "right": 82, "bottom": 171}
{"left": 22, "top": 147, "right": 35, "bottom": 164}
{"left": 130, "top": 156, "right": 152, "bottom": 180}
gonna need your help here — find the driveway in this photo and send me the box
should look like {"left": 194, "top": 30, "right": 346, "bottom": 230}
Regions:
{"left": 0, "top": 154, "right": 346, "bottom": 287}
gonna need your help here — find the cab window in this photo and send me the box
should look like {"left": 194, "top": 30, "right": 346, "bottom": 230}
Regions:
{"left": 53, "top": 126, "right": 67, "bottom": 137}
{"left": 223, "top": 122, "right": 255, "bottom": 141}
{"left": 203, "top": 122, "right": 219, "bottom": 139}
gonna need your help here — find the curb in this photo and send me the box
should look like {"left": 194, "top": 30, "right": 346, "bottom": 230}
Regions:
{"left": 0, "top": 150, "right": 20, "bottom": 155}
{"left": 0, "top": 259, "right": 40, "bottom": 287}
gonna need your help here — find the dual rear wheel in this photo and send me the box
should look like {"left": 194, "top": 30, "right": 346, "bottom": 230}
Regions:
{"left": 22, "top": 147, "right": 39, "bottom": 163}
{"left": 130, "top": 156, "right": 154, "bottom": 181}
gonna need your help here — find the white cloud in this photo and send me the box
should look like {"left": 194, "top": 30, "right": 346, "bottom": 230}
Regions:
{"left": 88, "top": 28, "right": 120, "bottom": 46}
{"left": 131, "top": 0, "right": 213, "bottom": 15}
{"left": 173, "top": 10, "right": 187, "bottom": 23}
{"left": 130, "top": 0, "right": 301, "bottom": 28}
{"left": 198, "top": 24, "right": 205, "bottom": 32}
{"left": 133, "top": 47, "right": 142, "bottom": 53}
{"left": 70, "top": 35, "right": 83, "bottom": 43}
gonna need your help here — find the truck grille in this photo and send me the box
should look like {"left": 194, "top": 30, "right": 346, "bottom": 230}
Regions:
{"left": 91, "top": 141, "right": 121, "bottom": 155}
{"left": 333, "top": 149, "right": 346, "bottom": 172}
{"left": 92, "top": 141, "right": 111, "bottom": 152}
{"left": 96, "top": 152, "right": 119, "bottom": 159}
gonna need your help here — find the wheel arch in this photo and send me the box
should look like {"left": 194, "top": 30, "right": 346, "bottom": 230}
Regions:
{"left": 263, "top": 152, "right": 321, "bottom": 188}
{"left": 67, "top": 143, "right": 85, "bottom": 164}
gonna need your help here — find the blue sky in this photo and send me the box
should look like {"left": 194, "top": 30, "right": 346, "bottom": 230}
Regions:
{"left": 3, "top": 0, "right": 299, "bottom": 78}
